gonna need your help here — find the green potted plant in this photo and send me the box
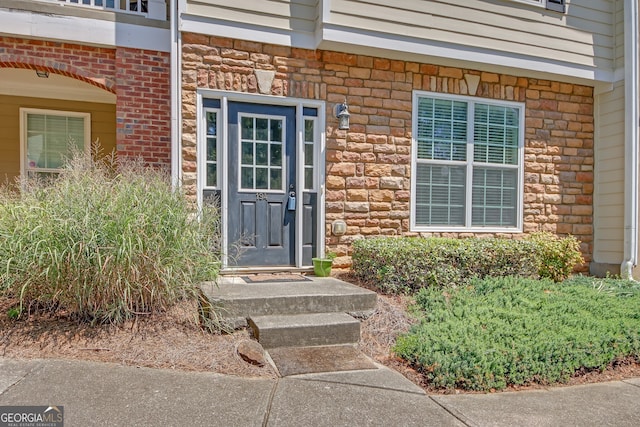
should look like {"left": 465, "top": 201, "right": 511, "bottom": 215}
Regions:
{"left": 312, "top": 251, "right": 337, "bottom": 277}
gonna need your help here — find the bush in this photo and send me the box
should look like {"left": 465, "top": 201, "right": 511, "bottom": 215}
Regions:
{"left": 351, "top": 233, "right": 584, "bottom": 293}
{"left": 0, "top": 153, "right": 221, "bottom": 324}
{"left": 394, "top": 276, "right": 640, "bottom": 391}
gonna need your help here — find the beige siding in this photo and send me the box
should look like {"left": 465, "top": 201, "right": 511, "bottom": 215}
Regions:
{"left": 327, "top": 0, "right": 614, "bottom": 72}
{"left": 593, "top": 81, "right": 625, "bottom": 264}
{"left": 614, "top": 0, "right": 624, "bottom": 70}
{"left": 0, "top": 96, "right": 116, "bottom": 183}
{"left": 186, "top": 0, "right": 319, "bottom": 33}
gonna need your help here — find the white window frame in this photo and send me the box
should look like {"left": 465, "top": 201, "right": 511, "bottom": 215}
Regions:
{"left": 19, "top": 108, "right": 91, "bottom": 177}
{"left": 410, "top": 91, "right": 525, "bottom": 233}
{"left": 511, "top": 0, "right": 565, "bottom": 13}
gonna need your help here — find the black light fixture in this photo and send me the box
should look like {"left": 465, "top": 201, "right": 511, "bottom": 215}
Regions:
{"left": 335, "top": 99, "right": 350, "bottom": 130}
{"left": 35, "top": 70, "right": 49, "bottom": 78}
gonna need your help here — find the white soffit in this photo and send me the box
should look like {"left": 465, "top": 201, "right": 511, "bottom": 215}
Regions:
{"left": 0, "top": 68, "right": 116, "bottom": 104}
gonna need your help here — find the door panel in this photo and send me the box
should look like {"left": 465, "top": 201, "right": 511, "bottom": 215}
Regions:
{"left": 227, "top": 102, "right": 296, "bottom": 267}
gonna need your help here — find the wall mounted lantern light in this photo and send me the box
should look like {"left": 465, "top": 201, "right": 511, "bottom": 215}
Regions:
{"left": 335, "top": 99, "right": 350, "bottom": 130}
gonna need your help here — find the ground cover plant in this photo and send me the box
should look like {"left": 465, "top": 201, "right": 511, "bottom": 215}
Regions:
{"left": 352, "top": 234, "right": 583, "bottom": 293}
{"left": 0, "top": 151, "right": 221, "bottom": 324}
{"left": 394, "top": 276, "right": 640, "bottom": 391}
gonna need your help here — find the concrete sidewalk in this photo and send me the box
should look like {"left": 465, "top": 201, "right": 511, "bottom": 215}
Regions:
{"left": 1, "top": 357, "right": 639, "bottom": 427}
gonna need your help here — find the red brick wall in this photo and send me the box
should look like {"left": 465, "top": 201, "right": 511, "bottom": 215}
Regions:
{"left": 115, "top": 47, "right": 171, "bottom": 167}
{"left": 181, "top": 34, "right": 594, "bottom": 269}
{"left": 0, "top": 37, "right": 171, "bottom": 167}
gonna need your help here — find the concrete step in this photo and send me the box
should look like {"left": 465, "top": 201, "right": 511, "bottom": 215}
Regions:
{"left": 200, "top": 276, "right": 377, "bottom": 326}
{"left": 248, "top": 312, "right": 361, "bottom": 349}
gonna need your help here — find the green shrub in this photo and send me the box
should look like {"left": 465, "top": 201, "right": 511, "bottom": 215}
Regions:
{"left": 527, "top": 232, "right": 584, "bottom": 281}
{"left": 394, "top": 276, "right": 640, "bottom": 391}
{"left": 351, "top": 233, "right": 583, "bottom": 293}
{"left": 0, "top": 153, "right": 221, "bottom": 324}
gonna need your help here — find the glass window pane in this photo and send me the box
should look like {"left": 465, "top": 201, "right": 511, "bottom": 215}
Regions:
{"left": 416, "top": 97, "right": 467, "bottom": 161}
{"left": 305, "top": 167, "right": 314, "bottom": 190}
{"left": 256, "top": 118, "right": 268, "bottom": 141}
{"left": 271, "top": 144, "right": 282, "bottom": 167}
{"left": 241, "top": 167, "right": 253, "bottom": 189}
{"left": 206, "top": 112, "right": 217, "bottom": 136}
{"left": 414, "top": 163, "right": 466, "bottom": 226}
{"left": 242, "top": 142, "right": 253, "bottom": 165}
{"left": 256, "top": 143, "right": 268, "bottom": 166}
{"left": 471, "top": 168, "right": 518, "bottom": 227}
{"left": 304, "top": 144, "right": 313, "bottom": 166}
{"left": 270, "top": 169, "right": 282, "bottom": 190}
{"left": 207, "top": 137, "right": 217, "bottom": 161}
{"left": 255, "top": 168, "right": 268, "bottom": 189}
{"left": 241, "top": 116, "right": 253, "bottom": 140}
{"left": 304, "top": 119, "right": 314, "bottom": 142}
{"left": 206, "top": 164, "right": 217, "bottom": 187}
{"left": 270, "top": 119, "right": 283, "bottom": 142}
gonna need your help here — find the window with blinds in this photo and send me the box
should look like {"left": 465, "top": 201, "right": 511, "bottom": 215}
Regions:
{"left": 412, "top": 93, "right": 523, "bottom": 231}
{"left": 21, "top": 108, "right": 90, "bottom": 178}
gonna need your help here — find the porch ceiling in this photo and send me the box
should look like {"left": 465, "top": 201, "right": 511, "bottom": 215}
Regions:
{"left": 0, "top": 68, "right": 116, "bottom": 104}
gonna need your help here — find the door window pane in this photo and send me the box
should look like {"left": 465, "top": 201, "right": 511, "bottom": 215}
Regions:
{"left": 239, "top": 115, "right": 285, "bottom": 191}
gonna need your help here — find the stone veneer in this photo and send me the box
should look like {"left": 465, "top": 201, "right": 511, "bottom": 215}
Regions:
{"left": 0, "top": 37, "right": 171, "bottom": 167}
{"left": 181, "top": 34, "right": 594, "bottom": 270}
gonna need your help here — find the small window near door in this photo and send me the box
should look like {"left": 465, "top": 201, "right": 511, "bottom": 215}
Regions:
{"left": 204, "top": 110, "right": 219, "bottom": 188}
{"left": 21, "top": 108, "right": 90, "bottom": 178}
{"left": 303, "top": 118, "right": 316, "bottom": 190}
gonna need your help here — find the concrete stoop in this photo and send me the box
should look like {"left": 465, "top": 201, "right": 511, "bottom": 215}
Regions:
{"left": 200, "top": 275, "right": 377, "bottom": 375}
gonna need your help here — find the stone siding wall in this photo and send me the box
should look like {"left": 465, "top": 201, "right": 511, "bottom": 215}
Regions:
{"left": 181, "top": 34, "right": 594, "bottom": 269}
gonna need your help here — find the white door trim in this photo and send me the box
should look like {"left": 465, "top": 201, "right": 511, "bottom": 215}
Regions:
{"left": 196, "top": 90, "right": 326, "bottom": 270}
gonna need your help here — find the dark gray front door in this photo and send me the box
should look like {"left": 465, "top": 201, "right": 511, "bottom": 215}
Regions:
{"left": 227, "top": 102, "right": 296, "bottom": 267}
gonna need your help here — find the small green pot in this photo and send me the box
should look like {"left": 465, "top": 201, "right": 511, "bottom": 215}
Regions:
{"left": 312, "top": 258, "right": 333, "bottom": 277}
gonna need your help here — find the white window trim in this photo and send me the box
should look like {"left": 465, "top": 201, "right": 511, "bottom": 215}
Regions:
{"left": 19, "top": 108, "right": 91, "bottom": 177}
{"left": 410, "top": 91, "right": 525, "bottom": 233}
{"left": 511, "top": 0, "right": 566, "bottom": 13}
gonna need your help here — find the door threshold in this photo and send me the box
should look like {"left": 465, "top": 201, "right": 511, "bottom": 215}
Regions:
{"left": 221, "top": 266, "right": 313, "bottom": 276}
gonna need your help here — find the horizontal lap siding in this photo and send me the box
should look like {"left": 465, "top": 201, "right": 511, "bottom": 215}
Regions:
{"left": 186, "top": 0, "right": 319, "bottom": 33}
{"left": 594, "top": 81, "right": 624, "bottom": 264}
{"left": 329, "top": 0, "right": 614, "bottom": 71}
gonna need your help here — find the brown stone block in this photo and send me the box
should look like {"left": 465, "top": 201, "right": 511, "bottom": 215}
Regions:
{"left": 572, "top": 224, "right": 592, "bottom": 235}
{"left": 346, "top": 177, "right": 365, "bottom": 188}
{"left": 576, "top": 195, "right": 592, "bottom": 204}
{"left": 361, "top": 152, "right": 377, "bottom": 162}
{"left": 369, "top": 190, "right": 394, "bottom": 202}
{"left": 345, "top": 202, "right": 369, "bottom": 212}
{"left": 371, "top": 69, "right": 395, "bottom": 81}
{"left": 365, "top": 177, "right": 380, "bottom": 188}
{"left": 326, "top": 175, "right": 345, "bottom": 189}
{"left": 326, "top": 190, "right": 346, "bottom": 202}
{"left": 347, "top": 189, "right": 368, "bottom": 201}
{"left": 370, "top": 202, "right": 392, "bottom": 211}
{"left": 576, "top": 172, "right": 593, "bottom": 183}
{"left": 350, "top": 67, "right": 372, "bottom": 79}
{"left": 328, "top": 162, "right": 356, "bottom": 176}
{"left": 323, "top": 51, "right": 357, "bottom": 65}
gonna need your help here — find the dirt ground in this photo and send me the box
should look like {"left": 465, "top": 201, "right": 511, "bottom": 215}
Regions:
{"left": 2, "top": 276, "right": 640, "bottom": 394}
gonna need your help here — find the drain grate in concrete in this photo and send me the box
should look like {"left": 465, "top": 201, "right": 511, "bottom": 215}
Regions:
{"left": 268, "top": 345, "right": 377, "bottom": 377}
